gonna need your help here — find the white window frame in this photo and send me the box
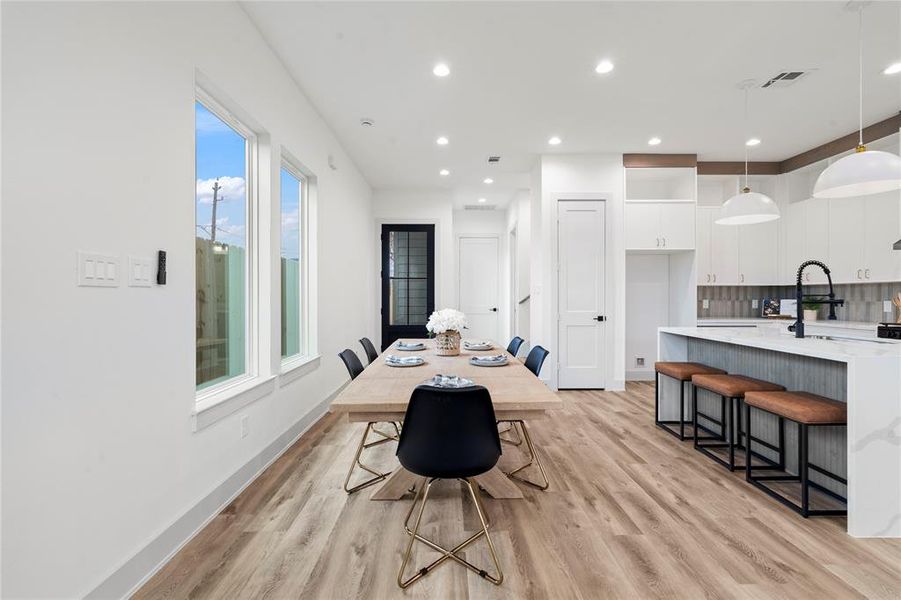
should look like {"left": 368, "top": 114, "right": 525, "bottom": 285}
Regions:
{"left": 279, "top": 149, "right": 319, "bottom": 377}
{"left": 194, "top": 87, "right": 265, "bottom": 410}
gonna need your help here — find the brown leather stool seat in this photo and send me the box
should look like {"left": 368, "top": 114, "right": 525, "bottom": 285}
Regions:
{"left": 691, "top": 374, "right": 785, "bottom": 471}
{"left": 655, "top": 362, "right": 725, "bottom": 381}
{"left": 654, "top": 362, "right": 726, "bottom": 440}
{"left": 742, "top": 391, "right": 847, "bottom": 518}
{"left": 743, "top": 391, "right": 847, "bottom": 425}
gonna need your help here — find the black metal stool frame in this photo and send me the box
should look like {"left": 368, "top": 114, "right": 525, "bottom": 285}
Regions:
{"left": 693, "top": 388, "right": 784, "bottom": 472}
{"left": 655, "top": 371, "right": 724, "bottom": 441}
{"left": 744, "top": 402, "right": 847, "bottom": 518}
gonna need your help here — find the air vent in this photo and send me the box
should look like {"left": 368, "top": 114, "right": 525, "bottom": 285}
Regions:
{"left": 488, "top": 156, "right": 501, "bottom": 164}
{"left": 760, "top": 71, "right": 812, "bottom": 88}
{"left": 464, "top": 204, "right": 497, "bottom": 211}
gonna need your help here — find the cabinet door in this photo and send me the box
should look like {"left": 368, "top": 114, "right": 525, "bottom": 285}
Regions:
{"left": 864, "top": 192, "right": 901, "bottom": 282}
{"left": 827, "top": 198, "right": 865, "bottom": 283}
{"left": 782, "top": 200, "right": 806, "bottom": 284}
{"left": 739, "top": 220, "right": 778, "bottom": 285}
{"left": 625, "top": 203, "right": 660, "bottom": 250}
{"left": 805, "top": 200, "right": 830, "bottom": 284}
{"left": 696, "top": 209, "right": 713, "bottom": 285}
{"left": 659, "top": 203, "right": 695, "bottom": 249}
{"left": 710, "top": 213, "right": 740, "bottom": 285}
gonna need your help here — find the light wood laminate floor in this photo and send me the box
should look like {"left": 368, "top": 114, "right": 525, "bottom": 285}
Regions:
{"left": 135, "top": 383, "right": 901, "bottom": 599}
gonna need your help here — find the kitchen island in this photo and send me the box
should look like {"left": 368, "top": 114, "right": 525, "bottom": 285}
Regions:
{"left": 658, "top": 325, "right": 901, "bottom": 538}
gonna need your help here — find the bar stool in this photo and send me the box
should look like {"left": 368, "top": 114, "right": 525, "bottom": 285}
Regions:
{"left": 654, "top": 362, "right": 726, "bottom": 440}
{"left": 691, "top": 373, "right": 784, "bottom": 471}
{"left": 744, "top": 391, "right": 847, "bottom": 518}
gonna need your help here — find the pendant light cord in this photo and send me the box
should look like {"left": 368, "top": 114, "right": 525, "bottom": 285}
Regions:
{"left": 744, "top": 86, "right": 750, "bottom": 189}
{"left": 858, "top": 7, "right": 863, "bottom": 146}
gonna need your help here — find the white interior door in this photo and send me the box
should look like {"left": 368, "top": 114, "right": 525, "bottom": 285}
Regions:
{"left": 458, "top": 236, "right": 499, "bottom": 341}
{"left": 558, "top": 200, "right": 606, "bottom": 389}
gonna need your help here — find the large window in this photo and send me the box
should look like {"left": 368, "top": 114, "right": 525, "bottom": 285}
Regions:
{"left": 195, "top": 97, "right": 253, "bottom": 391}
{"left": 280, "top": 163, "right": 305, "bottom": 359}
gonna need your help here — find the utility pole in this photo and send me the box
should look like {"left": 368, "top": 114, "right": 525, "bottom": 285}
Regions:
{"left": 210, "top": 178, "right": 221, "bottom": 243}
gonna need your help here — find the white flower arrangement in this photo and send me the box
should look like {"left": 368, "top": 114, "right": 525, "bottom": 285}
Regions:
{"left": 425, "top": 308, "right": 467, "bottom": 335}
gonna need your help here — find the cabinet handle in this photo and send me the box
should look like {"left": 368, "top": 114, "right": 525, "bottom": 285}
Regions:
{"left": 656, "top": 237, "right": 660, "bottom": 247}
{"left": 806, "top": 273, "right": 810, "bottom": 282}
{"left": 865, "top": 268, "right": 870, "bottom": 279}
{"left": 740, "top": 274, "right": 745, "bottom": 283}
{"left": 857, "top": 269, "right": 863, "bottom": 280}
{"left": 662, "top": 237, "right": 666, "bottom": 247}
{"left": 706, "top": 274, "right": 711, "bottom": 283}
{"left": 713, "top": 273, "right": 717, "bottom": 283}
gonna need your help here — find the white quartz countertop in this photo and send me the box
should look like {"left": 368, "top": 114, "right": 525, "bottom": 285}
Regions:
{"left": 697, "top": 318, "right": 879, "bottom": 332}
{"left": 661, "top": 326, "right": 901, "bottom": 362}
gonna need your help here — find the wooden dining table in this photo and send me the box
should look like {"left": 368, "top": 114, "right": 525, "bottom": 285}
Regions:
{"left": 330, "top": 339, "right": 562, "bottom": 500}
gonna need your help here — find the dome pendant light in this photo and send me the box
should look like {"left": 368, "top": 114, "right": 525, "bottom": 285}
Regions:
{"left": 717, "top": 84, "right": 780, "bottom": 225}
{"left": 813, "top": 8, "right": 901, "bottom": 199}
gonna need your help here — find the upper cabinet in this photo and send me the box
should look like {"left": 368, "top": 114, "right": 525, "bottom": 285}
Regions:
{"left": 625, "top": 167, "right": 696, "bottom": 251}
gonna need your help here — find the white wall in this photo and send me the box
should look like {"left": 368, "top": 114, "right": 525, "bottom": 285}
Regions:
{"left": 1, "top": 3, "right": 373, "bottom": 598}
{"left": 625, "top": 254, "right": 670, "bottom": 380}
{"left": 534, "top": 154, "right": 626, "bottom": 390}
{"left": 505, "top": 190, "right": 531, "bottom": 350}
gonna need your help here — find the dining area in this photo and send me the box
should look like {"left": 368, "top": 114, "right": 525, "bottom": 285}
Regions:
{"left": 331, "top": 308, "right": 560, "bottom": 588}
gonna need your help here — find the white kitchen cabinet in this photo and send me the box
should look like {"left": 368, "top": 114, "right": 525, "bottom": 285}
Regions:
{"left": 698, "top": 206, "right": 777, "bottom": 285}
{"left": 780, "top": 198, "right": 830, "bottom": 285}
{"left": 827, "top": 198, "right": 865, "bottom": 283}
{"left": 696, "top": 207, "right": 713, "bottom": 284}
{"left": 863, "top": 191, "right": 901, "bottom": 282}
{"left": 711, "top": 217, "right": 740, "bottom": 285}
{"left": 625, "top": 202, "right": 695, "bottom": 250}
{"left": 738, "top": 219, "right": 778, "bottom": 285}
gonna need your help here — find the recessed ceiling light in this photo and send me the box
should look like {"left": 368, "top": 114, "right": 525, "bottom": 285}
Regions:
{"left": 746, "top": 138, "right": 761, "bottom": 147}
{"left": 483, "top": 177, "right": 494, "bottom": 184}
{"left": 595, "top": 60, "right": 615, "bottom": 74}
{"left": 478, "top": 197, "right": 487, "bottom": 203}
{"left": 439, "top": 169, "right": 450, "bottom": 176}
{"left": 433, "top": 63, "right": 450, "bottom": 77}
{"left": 648, "top": 137, "right": 662, "bottom": 146}
{"left": 436, "top": 136, "right": 449, "bottom": 146}
{"left": 548, "top": 136, "right": 562, "bottom": 146}
{"left": 884, "top": 62, "right": 901, "bottom": 75}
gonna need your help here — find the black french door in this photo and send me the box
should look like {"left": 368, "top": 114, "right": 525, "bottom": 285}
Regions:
{"left": 380, "top": 224, "right": 436, "bottom": 350}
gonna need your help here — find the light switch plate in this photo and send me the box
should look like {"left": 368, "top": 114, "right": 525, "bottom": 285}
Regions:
{"left": 128, "top": 256, "right": 153, "bottom": 287}
{"left": 702, "top": 299, "right": 710, "bottom": 309}
{"left": 885, "top": 300, "right": 893, "bottom": 314}
{"left": 752, "top": 299, "right": 759, "bottom": 309}
{"left": 77, "top": 252, "right": 119, "bottom": 287}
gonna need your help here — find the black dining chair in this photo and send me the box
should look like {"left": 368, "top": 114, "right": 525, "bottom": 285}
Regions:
{"left": 338, "top": 349, "right": 399, "bottom": 493}
{"left": 506, "top": 336, "right": 525, "bottom": 357}
{"left": 499, "top": 344, "right": 551, "bottom": 490}
{"left": 359, "top": 337, "right": 379, "bottom": 365}
{"left": 396, "top": 385, "right": 504, "bottom": 588}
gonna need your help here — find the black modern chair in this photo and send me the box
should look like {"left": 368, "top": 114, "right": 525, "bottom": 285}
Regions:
{"left": 396, "top": 385, "right": 504, "bottom": 588}
{"left": 506, "top": 336, "right": 525, "bottom": 357}
{"left": 338, "top": 349, "right": 399, "bottom": 493}
{"left": 500, "top": 344, "right": 551, "bottom": 490}
{"left": 359, "top": 337, "right": 379, "bottom": 365}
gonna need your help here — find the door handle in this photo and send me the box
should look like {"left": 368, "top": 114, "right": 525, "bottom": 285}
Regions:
{"left": 489, "top": 307, "right": 498, "bottom": 312}
{"left": 593, "top": 315, "right": 606, "bottom": 322}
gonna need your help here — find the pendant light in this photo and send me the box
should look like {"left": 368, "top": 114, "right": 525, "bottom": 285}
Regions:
{"left": 813, "top": 7, "right": 901, "bottom": 198}
{"left": 716, "top": 84, "right": 780, "bottom": 225}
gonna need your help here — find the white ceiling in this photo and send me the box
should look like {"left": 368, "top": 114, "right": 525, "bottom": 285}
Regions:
{"left": 242, "top": 1, "right": 901, "bottom": 206}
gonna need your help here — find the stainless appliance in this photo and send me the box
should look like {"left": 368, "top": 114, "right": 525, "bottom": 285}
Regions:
{"left": 877, "top": 323, "right": 901, "bottom": 340}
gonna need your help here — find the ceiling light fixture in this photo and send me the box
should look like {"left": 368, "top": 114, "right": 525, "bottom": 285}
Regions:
{"left": 746, "top": 138, "right": 761, "bottom": 147}
{"left": 436, "top": 136, "right": 449, "bottom": 146}
{"left": 883, "top": 62, "right": 901, "bottom": 75}
{"left": 433, "top": 63, "right": 450, "bottom": 77}
{"left": 548, "top": 136, "right": 562, "bottom": 146}
{"left": 483, "top": 177, "right": 494, "bottom": 184}
{"left": 595, "top": 60, "right": 614, "bottom": 74}
{"left": 716, "top": 82, "right": 780, "bottom": 226}
{"left": 648, "top": 137, "right": 661, "bottom": 146}
{"left": 814, "top": 8, "right": 901, "bottom": 198}
{"left": 439, "top": 169, "right": 450, "bottom": 176}
{"left": 478, "top": 197, "right": 487, "bottom": 203}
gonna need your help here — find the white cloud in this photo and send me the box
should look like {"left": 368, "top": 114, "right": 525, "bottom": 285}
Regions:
{"left": 196, "top": 176, "right": 246, "bottom": 205}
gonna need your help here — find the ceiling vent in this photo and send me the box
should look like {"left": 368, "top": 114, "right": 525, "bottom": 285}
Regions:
{"left": 464, "top": 204, "right": 497, "bottom": 211}
{"left": 760, "top": 71, "right": 813, "bottom": 88}
{"left": 488, "top": 156, "right": 501, "bottom": 164}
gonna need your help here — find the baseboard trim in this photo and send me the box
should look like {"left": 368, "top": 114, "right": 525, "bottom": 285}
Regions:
{"left": 85, "top": 385, "right": 343, "bottom": 600}
{"left": 626, "top": 369, "right": 655, "bottom": 382}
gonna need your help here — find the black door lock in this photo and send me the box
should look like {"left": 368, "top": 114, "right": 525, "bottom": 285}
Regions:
{"left": 593, "top": 315, "right": 606, "bottom": 322}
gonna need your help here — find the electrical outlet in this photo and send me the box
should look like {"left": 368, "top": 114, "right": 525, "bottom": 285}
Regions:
{"left": 702, "top": 299, "right": 710, "bottom": 309}
{"left": 240, "top": 415, "right": 248, "bottom": 439}
{"left": 636, "top": 357, "right": 645, "bottom": 367}
{"left": 885, "top": 300, "right": 893, "bottom": 314}
{"left": 752, "top": 299, "right": 759, "bottom": 309}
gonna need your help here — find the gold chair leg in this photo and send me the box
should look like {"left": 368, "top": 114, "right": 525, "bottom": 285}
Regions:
{"left": 505, "top": 421, "right": 550, "bottom": 490}
{"left": 397, "top": 478, "right": 503, "bottom": 588}
{"left": 344, "top": 422, "right": 392, "bottom": 494}
{"left": 497, "top": 421, "right": 523, "bottom": 446}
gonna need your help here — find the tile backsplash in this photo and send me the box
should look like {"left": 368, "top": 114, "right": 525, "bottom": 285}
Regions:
{"left": 697, "top": 282, "right": 901, "bottom": 323}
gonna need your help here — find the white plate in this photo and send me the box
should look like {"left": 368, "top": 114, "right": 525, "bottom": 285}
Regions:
{"left": 464, "top": 341, "right": 493, "bottom": 351}
{"left": 396, "top": 342, "right": 426, "bottom": 351}
{"left": 469, "top": 356, "right": 508, "bottom": 367}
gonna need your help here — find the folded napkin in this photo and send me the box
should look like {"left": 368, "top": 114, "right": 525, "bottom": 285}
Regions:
{"left": 464, "top": 340, "right": 492, "bottom": 349}
{"left": 422, "top": 374, "right": 475, "bottom": 388}
{"left": 397, "top": 341, "right": 425, "bottom": 349}
{"left": 385, "top": 355, "right": 424, "bottom": 366}
{"left": 470, "top": 354, "right": 507, "bottom": 364}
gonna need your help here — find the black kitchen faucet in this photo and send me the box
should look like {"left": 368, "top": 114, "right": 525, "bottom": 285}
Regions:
{"left": 788, "top": 260, "right": 845, "bottom": 339}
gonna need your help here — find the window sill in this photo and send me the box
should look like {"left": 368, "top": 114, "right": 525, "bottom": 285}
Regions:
{"left": 280, "top": 354, "right": 321, "bottom": 385}
{"left": 193, "top": 375, "right": 276, "bottom": 431}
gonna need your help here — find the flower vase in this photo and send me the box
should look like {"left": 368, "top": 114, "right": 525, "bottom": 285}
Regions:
{"left": 435, "top": 330, "right": 462, "bottom": 356}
